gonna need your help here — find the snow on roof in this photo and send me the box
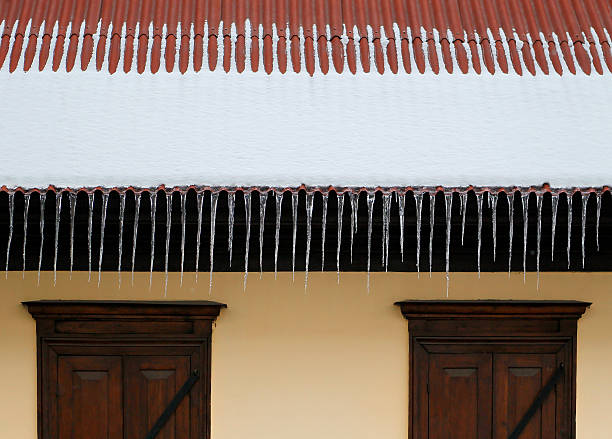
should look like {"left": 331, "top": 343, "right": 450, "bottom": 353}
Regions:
{"left": 1, "top": 69, "right": 611, "bottom": 190}
{"left": 1, "top": 1, "right": 611, "bottom": 191}
{"left": 0, "top": 0, "right": 611, "bottom": 75}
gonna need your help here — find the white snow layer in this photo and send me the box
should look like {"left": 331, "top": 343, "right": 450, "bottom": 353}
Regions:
{"left": 1, "top": 69, "right": 611, "bottom": 189}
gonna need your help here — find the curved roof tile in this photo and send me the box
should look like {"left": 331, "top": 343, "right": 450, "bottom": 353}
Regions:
{"left": 0, "top": 0, "right": 611, "bottom": 74}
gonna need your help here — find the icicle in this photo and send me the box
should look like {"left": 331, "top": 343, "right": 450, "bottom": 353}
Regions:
{"left": 350, "top": 192, "right": 358, "bottom": 264}
{"left": 522, "top": 193, "right": 529, "bottom": 283}
{"left": 53, "top": 191, "right": 62, "bottom": 285}
{"left": 304, "top": 192, "right": 314, "bottom": 290}
{"left": 117, "top": 192, "right": 126, "bottom": 286}
{"left": 4, "top": 192, "right": 14, "bottom": 278}
{"left": 194, "top": 191, "right": 204, "bottom": 282}
{"left": 22, "top": 193, "right": 30, "bottom": 277}
{"left": 243, "top": 192, "right": 252, "bottom": 291}
{"left": 321, "top": 193, "right": 328, "bottom": 271}
{"left": 491, "top": 193, "right": 498, "bottom": 262}
{"left": 429, "top": 192, "right": 436, "bottom": 277}
{"left": 258, "top": 191, "right": 267, "bottom": 278}
{"left": 508, "top": 192, "right": 514, "bottom": 276}
{"left": 97, "top": 192, "right": 109, "bottom": 287}
{"left": 336, "top": 192, "right": 344, "bottom": 283}
{"left": 476, "top": 193, "right": 483, "bottom": 278}
{"left": 445, "top": 193, "right": 453, "bottom": 296}
{"left": 382, "top": 192, "right": 391, "bottom": 271}
{"left": 149, "top": 192, "right": 157, "bottom": 290}
{"left": 567, "top": 192, "right": 573, "bottom": 270}
{"left": 460, "top": 192, "right": 468, "bottom": 245}
{"left": 291, "top": 192, "right": 298, "bottom": 282}
{"left": 398, "top": 191, "right": 406, "bottom": 262}
{"left": 596, "top": 193, "right": 602, "bottom": 252}
{"left": 581, "top": 193, "right": 589, "bottom": 269}
{"left": 37, "top": 192, "right": 46, "bottom": 286}
{"left": 68, "top": 193, "right": 76, "bottom": 278}
{"left": 274, "top": 191, "right": 282, "bottom": 279}
{"left": 87, "top": 193, "right": 94, "bottom": 282}
{"left": 163, "top": 192, "right": 172, "bottom": 296}
{"left": 131, "top": 192, "right": 141, "bottom": 286}
{"left": 415, "top": 192, "right": 423, "bottom": 277}
{"left": 551, "top": 194, "right": 559, "bottom": 261}
{"left": 536, "top": 194, "right": 543, "bottom": 290}
{"left": 366, "top": 192, "right": 375, "bottom": 292}
{"left": 227, "top": 192, "right": 235, "bottom": 267}
{"left": 209, "top": 191, "right": 219, "bottom": 294}
{"left": 179, "top": 191, "right": 187, "bottom": 286}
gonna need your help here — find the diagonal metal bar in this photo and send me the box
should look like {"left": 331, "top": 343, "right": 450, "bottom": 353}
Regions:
{"left": 508, "top": 363, "right": 564, "bottom": 439}
{"left": 144, "top": 369, "right": 200, "bottom": 439}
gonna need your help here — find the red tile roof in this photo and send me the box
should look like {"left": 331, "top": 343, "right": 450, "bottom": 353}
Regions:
{"left": 1, "top": 0, "right": 611, "bottom": 75}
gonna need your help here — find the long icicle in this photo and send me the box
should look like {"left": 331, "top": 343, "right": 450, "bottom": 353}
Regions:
{"left": 194, "top": 191, "right": 204, "bottom": 282}
{"left": 117, "top": 192, "right": 126, "bottom": 287}
{"left": 274, "top": 191, "right": 283, "bottom": 279}
{"left": 291, "top": 192, "right": 298, "bottom": 282}
{"left": 596, "top": 193, "right": 601, "bottom": 251}
{"left": 476, "top": 192, "right": 483, "bottom": 278}
{"left": 53, "top": 191, "right": 63, "bottom": 286}
{"left": 209, "top": 191, "right": 219, "bottom": 294}
{"left": 445, "top": 193, "right": 453, "bottom": 296}
{"left": 4, "top": 192, "right": 15, "bottom": 278}
{"left": 508, "top": 192, "right": 514, "bottom": 276}
{"left": 164, "top": 191, "right": 173, "bottom": 296}
{"left": 429, "top": 192, "right": 436, "bottom": 277}
{"left": 321, "top": 193, "right": 328, "bottom": 271}
{"left": 68, "top": 193, "right": 77, "bottom": 278}
{"left": 227, "top": 191, "right": 235, "bottom": 268}
{"left": 97, "top": 192, "right": 109, "bottom": 287}
{"left": 491, "top": 193, "right": 498, "bottom": 262}
{"left": 131, "top": 192, "right": 141, "bottom": 286}
{"left": 366, "top": 192, "right": 375, "bottom": 292}
{"left": 149, "top": 192, "right": 157, "bottom": 290}
{"left": 536, "top": 193, "right": 543, "bottom": 290}
{"left": 179, "top": 191, "right": 187, "bottom": 286}
{"left": 258, "top": 191, "right": 267, "bottom": 278}
{"left": 551, "top": 193, "right": 559, "bottom": 261}
{"left": 567, "top": 192, "right": 573, "bottom": 269}
{"left": 22, "top": 193, "right": 30, "bottom": 278}
{"left": 522, "top": 193, "right": 529, "bottom": 283}
{"left": 460, "top": 192, "right": 468, "bottom": 246}
{"left": 87, "top": 193, "right": 94, "bottom": 282}
{"left": 398, "top": 191, "right": 406, "bottom": 262}
{"left": 243, "top": 191, "right": 252, "bottom": 291}
{"left": 383, "top": 192, "right": 391, "bottom": 271}
{"left": 415, "top": 192, "right": 423, "bottom": 277}
{"left": 304, "top": 192, "right": 314, "bottom": 290}
{"left": 581, "top": 192, "right": 589, "bottom": 269}
{"left": 336, "top": 192, "right": 344, "bottom": 283}
{"left": 37, "top": 192, "right": 46, "bottom": 286}
{"left": 350, "top": 191, "right": 358, "bottom": 264}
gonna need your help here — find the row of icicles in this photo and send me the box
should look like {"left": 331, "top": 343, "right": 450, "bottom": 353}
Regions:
{"left": 1, "top": 187, "right": 608, "bottom": 295}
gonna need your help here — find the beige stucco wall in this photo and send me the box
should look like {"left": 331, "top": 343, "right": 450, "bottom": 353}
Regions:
{"left": 0, "top": 270, "right": 610, "bottom": 438}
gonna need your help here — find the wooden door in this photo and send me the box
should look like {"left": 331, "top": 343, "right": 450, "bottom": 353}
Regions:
{"left": 125, "top": 356, "right": 194, "bottom": 439}
{"left": 493, "top": 353, "right": 559, "bottom": 439}
{"left": 427, "top": 353, "right": 492, "bottom": 439}
{"left": 27, "top": 301, "right": 224, "bottom": 439}
{"left": 399, "top": 300, "right": 588, "bottom": 439}
{"left": 57, "top": 356, "right": 123, "bottom": 439}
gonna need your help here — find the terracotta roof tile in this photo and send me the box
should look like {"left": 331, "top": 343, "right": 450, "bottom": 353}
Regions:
{"left": 0, "top": 0, "right": 611, "bottom": 74}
